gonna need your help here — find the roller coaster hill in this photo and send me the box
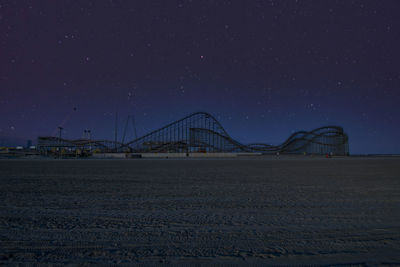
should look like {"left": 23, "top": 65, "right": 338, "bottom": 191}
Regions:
{"left": 37, "top": 112, "right": 349, "bottom": 157}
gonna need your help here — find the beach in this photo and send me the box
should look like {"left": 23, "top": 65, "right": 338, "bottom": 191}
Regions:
{"left": 0, "top": 157, "right": 399, "bottom": 265}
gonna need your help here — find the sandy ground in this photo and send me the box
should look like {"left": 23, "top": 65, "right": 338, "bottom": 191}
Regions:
{"left": 0, "top": 157, "right": 399, "bottom": 265}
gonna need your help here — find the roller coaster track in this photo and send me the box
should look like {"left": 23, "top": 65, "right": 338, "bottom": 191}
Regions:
{"left": 37, "top": 111, "right": 349, "bottom": 155}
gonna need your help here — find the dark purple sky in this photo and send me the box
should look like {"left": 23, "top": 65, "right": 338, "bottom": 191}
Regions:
{"left": 1, "top": 1, "right": 399, "bottom": 154}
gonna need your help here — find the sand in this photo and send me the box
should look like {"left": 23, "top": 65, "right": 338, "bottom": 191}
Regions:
{"left": 0, "top": 157, "right": 399, "bottom": 265}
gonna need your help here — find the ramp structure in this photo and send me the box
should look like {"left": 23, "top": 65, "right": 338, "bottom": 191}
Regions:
{"left": 38, "top": 112, "right": 349, "bottom": 155}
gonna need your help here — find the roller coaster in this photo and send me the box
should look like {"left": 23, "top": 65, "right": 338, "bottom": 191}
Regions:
{"left": 37, "top": 111, "right": 349, "bottom": 156}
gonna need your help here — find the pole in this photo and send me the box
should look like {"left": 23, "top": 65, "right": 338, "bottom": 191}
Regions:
{"left": 114, "top": 112, "right": 118, "bottom": 152}
{"left": 58, "top": 126, "right": 63, "bottom": 140}
{"left": 57, "top": 126, "right": 63, "bottom": 158}
{"left": 122, "top": 116, "right": 129, "bottom": 145}
{"left": 131, "top": 115, "right": 138, "bottom": 140}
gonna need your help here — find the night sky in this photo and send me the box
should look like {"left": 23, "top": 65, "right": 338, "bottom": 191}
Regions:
{"left": 1, "top": 1, "right": 399, "bottom": 154}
